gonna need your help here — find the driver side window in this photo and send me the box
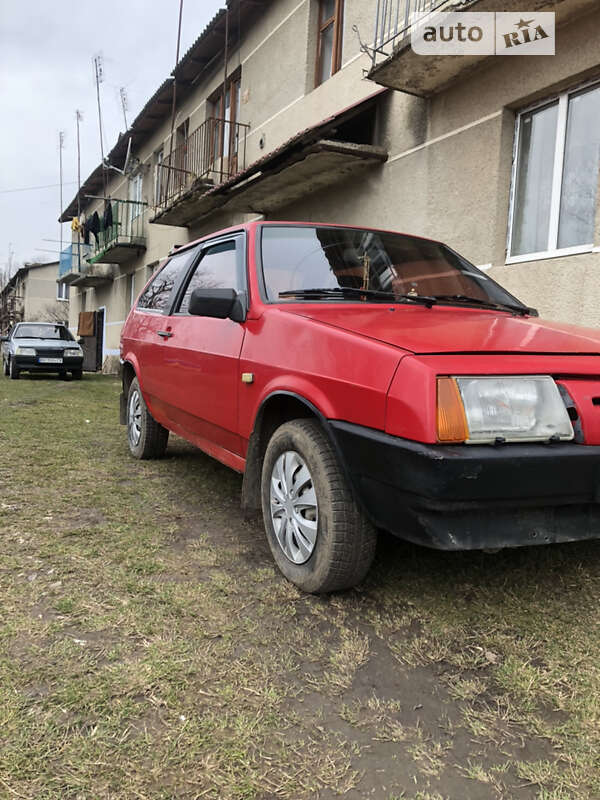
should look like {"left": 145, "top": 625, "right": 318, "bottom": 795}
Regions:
{"left": 177, "top": 240, "right": 240, "bottom": 314}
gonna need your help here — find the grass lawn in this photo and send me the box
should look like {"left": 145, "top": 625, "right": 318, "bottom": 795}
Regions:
{"left": 1, "top": 373, "right": 599, "bottom": 800}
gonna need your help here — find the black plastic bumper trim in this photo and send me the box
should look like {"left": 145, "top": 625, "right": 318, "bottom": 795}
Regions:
{"left": 329, "top": 421, "right": 600, "bottom": 550}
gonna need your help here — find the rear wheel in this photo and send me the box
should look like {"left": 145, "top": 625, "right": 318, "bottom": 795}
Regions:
{"left": 127, "top": 376, "right": 169, "bottom": 459}
{"left": 3, "top": 358, "right": 8, "bottom": 377}
{"left": 9, "top": 359, "right": 19, "bottom": 380}
{"left": 261, "top": 419, "right": 377, "bottom": 593}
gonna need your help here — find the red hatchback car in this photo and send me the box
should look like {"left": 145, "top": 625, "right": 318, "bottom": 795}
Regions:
{"left": 120, "top": 222, "right": 600, "bottom": 592}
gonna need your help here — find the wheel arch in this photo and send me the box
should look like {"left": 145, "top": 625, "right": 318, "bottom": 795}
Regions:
{"left": 241, "top": 390, "right": 356, "bottom": 515}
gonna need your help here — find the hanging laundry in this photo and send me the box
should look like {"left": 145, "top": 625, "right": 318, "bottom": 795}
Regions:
{"left": 71, "top": 217, "right": 81, "bottom": 232}
{"left": 88, "top": 211, "right": 101, "bottom": 246}
{"left": 82, "top": 220, "right": 91, "bottom": 245}
{"left": 103, "top": 201, "right": 113, "bottom": 232}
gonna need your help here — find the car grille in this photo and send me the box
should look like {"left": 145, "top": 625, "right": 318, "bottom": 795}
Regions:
{"left": 36, "top": 348, "right": 64, "bottom": 358}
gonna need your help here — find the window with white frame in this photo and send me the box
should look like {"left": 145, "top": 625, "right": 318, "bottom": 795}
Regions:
{"left": 129, "top": 172, "right": 144, "bottom": 223}
{"left": 57, "top": 282, "right": 69, "bottom": 301}
{"left": 509, "top": 82, "right": 600, "bottom": 261}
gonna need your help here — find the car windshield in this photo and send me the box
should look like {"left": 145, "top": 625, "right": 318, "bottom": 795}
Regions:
{"left": 261, "top": 225, "right": 526, "bottom": 310}
{"left": 14, "top": 324, "right": 74, "bottom": 340}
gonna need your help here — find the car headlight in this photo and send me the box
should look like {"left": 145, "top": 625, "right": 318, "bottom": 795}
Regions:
{"left": 64, "top": 348, "right": 82, "bottom": 357}
{"left": 437, "top": 376, "right": 574, "bottom": 444}
{"left": 15, "top": 346, "right": 35, "bottom": 356}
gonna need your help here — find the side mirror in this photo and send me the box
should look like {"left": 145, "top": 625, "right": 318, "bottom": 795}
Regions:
{"left": 77, "top": 338, "right": 84, "bottom": 345}
{"left": 188, "top": 288, "right": 245, "bottom": 322}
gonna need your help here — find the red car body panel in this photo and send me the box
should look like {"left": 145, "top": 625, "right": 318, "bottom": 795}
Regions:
{"left": 283, "top": 303, "right": 600, "bottom": 356}
{"left": 121, "top": 219, "right": 600, "bottom": 463}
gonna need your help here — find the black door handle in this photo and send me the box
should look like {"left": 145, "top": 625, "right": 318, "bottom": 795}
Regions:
{"left": 156, "top": 330, "right": 173, "bottom": 339}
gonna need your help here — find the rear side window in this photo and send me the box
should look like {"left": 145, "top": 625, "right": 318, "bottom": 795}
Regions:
{"left": 137, "top": 247, "right": 199, "bottom": 311}
{"left": 177, "top": 241, "right": 240, "bottom": 314}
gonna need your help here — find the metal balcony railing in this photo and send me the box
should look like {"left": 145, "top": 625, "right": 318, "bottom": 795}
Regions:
{"left": 155, "top": 116, "right": 249, "bottom": 210}
{"left": 372, "top": 0, "right": 459, "bottom": 63}
{"left": 87, "top": 198, "right": 147, "bottom": 264}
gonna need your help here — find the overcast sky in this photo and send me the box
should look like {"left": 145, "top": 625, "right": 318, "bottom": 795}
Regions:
{"left": 0, "top": 0, "right": 223, "bottom": 271}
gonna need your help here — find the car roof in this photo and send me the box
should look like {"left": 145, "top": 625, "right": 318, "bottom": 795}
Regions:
{"left": 170, "top": 221, "right": 441, "bottom": 257}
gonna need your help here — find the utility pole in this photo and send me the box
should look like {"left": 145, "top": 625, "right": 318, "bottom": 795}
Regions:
{"left": 76, "top": 110, "right": 83, "bottom": 272}
{"left": 165, "top": 0, "right": 184, "bottom": 202}
{"left": 59, "top": 131, "right": 65, "bottom": 256}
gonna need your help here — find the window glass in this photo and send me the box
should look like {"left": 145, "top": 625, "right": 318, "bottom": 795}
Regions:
{"left": 14, "top": 324, "right": 74, "bottom": 340}
{"left": 558, "top": 85, "right": 600, "bottom": 249}
{"left": 137, "top": 248, "right": 198, "bottom": 312}
{"left": 177, "top": 241, "right": 239, "bottom": 314}
{"left": 511, "top": 102, "right": 558, "bottom": 256}
{"left": 261, "top": 226, "right": 520, "bottom": 308}
{"left": 319, "top": 23, "right": 335, "bottom": 84}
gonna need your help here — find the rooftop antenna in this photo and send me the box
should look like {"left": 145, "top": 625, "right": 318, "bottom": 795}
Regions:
{"left": 119, "top": 86, "right": 129, "bottom": 130}
{"left": 59, "top": 130, "right": 65, "bottom": 256}
{"left": 104, "top": 136, "right": 133, "bottom": 175}
{"left": 93, "top": 54, "right": 107, "bottom": 194}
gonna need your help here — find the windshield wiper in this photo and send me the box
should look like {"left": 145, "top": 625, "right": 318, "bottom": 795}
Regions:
{"left": 279, "top": 287, "right": 438, "bottom": 307}
{"left": 432, "top": 294, "right": 536, "bottom": 317}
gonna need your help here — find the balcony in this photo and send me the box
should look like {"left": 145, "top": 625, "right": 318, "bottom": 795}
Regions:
{"left": 87, "top": 199, "right": 147, "bottom": 264}
{"left": 368, "top": 0, "right": 599, "bottom": 95}
{"left": 152, "top": 117, "right": 249, "bottom": 226}
{"left": 58, "top": 244, "right": 115, "bottom": 288}
{"left": 152, "top": 97, "right": 387, "bottom": 228}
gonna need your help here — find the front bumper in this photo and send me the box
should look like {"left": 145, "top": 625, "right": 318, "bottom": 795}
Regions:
{"left": 14, "top": 355, "right": 83, "bottom": 372}
{"left": 330, "top": 421, "right": 600, "bottom": 550}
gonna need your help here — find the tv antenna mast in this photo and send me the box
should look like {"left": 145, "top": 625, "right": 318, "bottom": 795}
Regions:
{"left": 120, "top": 86, "right": 129, "bottom": 130}
{"left": 93, "top": 54, "right": 107, "bottom": 193}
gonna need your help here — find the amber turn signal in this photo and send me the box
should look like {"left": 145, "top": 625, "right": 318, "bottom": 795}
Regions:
{"left": 437, "top": 377, "right": 469, "bottom": 443}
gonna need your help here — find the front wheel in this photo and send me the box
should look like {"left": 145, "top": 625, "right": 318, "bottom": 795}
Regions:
{"left": 127, "top": 376, "right": 169, "bottom": 459}
{"left": 72, "top": 369, "right": 83, "bottom": 380}
{"left": 261, "top": 419, "right": 377, "bottom": 593}
{"left": 9, "top": 359, "right": 19, "bottom": 380}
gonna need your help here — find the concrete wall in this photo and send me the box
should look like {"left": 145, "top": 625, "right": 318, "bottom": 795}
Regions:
{"left": 67, "top": 0, "right": 600, "bottom": 372}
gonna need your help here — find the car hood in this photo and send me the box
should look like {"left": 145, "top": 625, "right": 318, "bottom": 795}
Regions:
{"left": 283, "top": 304, "right": 600, "bottom": 355}
{"left": 11, "top": 338, "right": 76, "bottom": 350}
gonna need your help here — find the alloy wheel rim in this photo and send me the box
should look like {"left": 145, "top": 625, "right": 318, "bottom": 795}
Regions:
{"left": 270, "top": 450, "right": 318, "bottom": 564}
{"left": 128, "top": 389, "right": 142, "bottom": 447}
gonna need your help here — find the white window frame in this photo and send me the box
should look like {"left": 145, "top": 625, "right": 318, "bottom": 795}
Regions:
{"left": 57, "top": 282, "right": 69, "bottom": 301}
{"left": 129, "top": 173, "right": 144, "bottom": 222}
{"left": 506, "top": 79, "right": 600, "bottom": 265}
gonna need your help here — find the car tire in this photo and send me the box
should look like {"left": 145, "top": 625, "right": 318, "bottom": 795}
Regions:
{"left": 261, "top": 419, "right": 377, "bottom": 593}
{"left": 9, "top": 358, "right": 19, "bottom": 380}
{"left": 127, "top": 376, "right": 169, "bottom": 459}
{"left": 3, "top": 358, "right": 8, "bottom": 377}
{"left": 72, "top": 370, "right": 83, "bottom": 380}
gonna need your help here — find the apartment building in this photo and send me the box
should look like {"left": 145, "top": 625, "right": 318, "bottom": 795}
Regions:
{"left": 0, "top": 261, "right": 67, "bottom": 332}
{"left": 59, "top": 0, "right": 600, "bottom": 372}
